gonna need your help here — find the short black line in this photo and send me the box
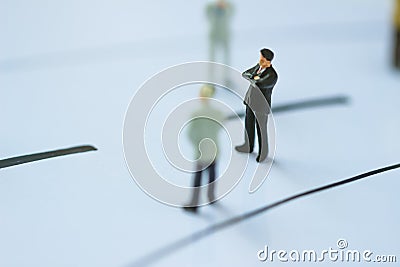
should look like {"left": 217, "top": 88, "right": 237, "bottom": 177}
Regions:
{"left": 125, "top": 162, "right": 400, "bottom": 267}
{"left": 0, "top": 145, "right": 97, "bottom": 169}
{"left": 272, "top": 95, "right": 349, "bottom": 113}
{"left": 225, "top": 95, "right": 349, "bottom": 120}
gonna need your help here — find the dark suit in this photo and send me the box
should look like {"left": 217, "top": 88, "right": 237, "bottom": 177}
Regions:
{"left": 241, "top": 64, "right": 278, "bottom": 158}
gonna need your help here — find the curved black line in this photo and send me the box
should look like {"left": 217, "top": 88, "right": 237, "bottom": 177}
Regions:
{"left": 125, "top": 162, "right": 400, "bottom": 267}
{"left": 225, "top": 95, "right": 349, "bottom": 120}
{"left": 0, "top": 145, "right": 97, "bottom": 169}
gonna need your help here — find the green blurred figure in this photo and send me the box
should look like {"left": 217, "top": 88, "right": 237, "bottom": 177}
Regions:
{"left": 206, "top": 0, "right": 234, "bottom": 66}
{"left": 184, "top": 85, "right": 224, "bottom": 213}
{"left": 394, "top": 0, "right": 400, "bottom": 69}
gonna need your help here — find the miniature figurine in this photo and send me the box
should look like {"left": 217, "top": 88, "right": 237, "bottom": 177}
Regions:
{"left": 206, "top": 0, "right": 234, "bottom": 66}
{"left": 184, "top": 85, "right": 224, "bottom": 213}
{"left": 235, "top": 48, "right": 278, "bottom": 163}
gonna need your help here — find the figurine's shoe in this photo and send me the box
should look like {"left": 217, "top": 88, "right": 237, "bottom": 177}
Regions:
{"left": 256, "top": 153, "right": 268, "bottom": 163}
{"left": 235, "top": 144, "right": 253, "bottom": 153}
{"left": 208, "top": 194, "right": 217, "bottom": 204}
{"left": 183, "top": 206, "right": 198, "bottom": 213}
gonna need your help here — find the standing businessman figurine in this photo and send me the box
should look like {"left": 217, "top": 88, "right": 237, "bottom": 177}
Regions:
{"left": 235, "top": 48, "right": 278, "bottom": 162}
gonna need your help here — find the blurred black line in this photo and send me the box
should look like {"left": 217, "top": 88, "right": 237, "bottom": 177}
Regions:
{"left": 272, "top": 95, "right": 349, "bottom": 113}
{"left": 0, "top": 43, "right": 142, "bottom": 72}
{"left": 126, "top": 162, "right": 400, "bottom": 267}
{"left": 0, "top": 145, "right": 97, "bottom": 169}
{"left": 0, "top": 35, "right": 193, "bottom": 72}
{"left": 226, "top": 95, "right": 349, "bottom": 120}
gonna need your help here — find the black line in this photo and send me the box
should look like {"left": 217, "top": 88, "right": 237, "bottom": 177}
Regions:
{"left": 225, "top": 95, "right": 349, "bottom": 120}
{"left": 0, "top": 34, "right": 196, "bottom": 72}
{"left": 125, "top": 162, "right": 400, "bottom": 267}
{"left": 272, "top": 95, "right": 349, "bottom": 113}
{"left": 0, "top": 145, "right": 97, "bottom": 169}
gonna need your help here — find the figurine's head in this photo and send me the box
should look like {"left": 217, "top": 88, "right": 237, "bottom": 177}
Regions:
{"left": 199, "top": 84, "right": 215, "bottom": 103}
{"left": 217, "top": 0, "right": 227, "bottom": 8}
{"left": 259, "top": 48, "right": 274, "bottom": 68}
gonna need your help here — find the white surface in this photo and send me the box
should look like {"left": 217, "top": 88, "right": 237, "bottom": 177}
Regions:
{"left": 0, "top": 0, "right": 399, "bottom": 266}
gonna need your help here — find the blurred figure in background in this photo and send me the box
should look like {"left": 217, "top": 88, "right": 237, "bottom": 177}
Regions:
{"left": 394, "top": 0, "right": 400, "bottom": 69}
{"left": 206, "top": 0, "right": 234, "bottom": 66}
{"left": 184, "top": 85, "right": 224, "bottom": 213}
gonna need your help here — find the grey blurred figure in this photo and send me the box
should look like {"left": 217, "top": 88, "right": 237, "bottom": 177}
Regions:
{"left": 184, "top": 85, "right": 224, "bottom": 213}
{"left": 206, "top": 0, "right": 234, "bottom": 66}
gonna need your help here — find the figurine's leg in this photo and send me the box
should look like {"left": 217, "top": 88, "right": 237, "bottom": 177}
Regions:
{"left": 183, "top": 165, "right": 203, "bottom": 213}
{"left": 223, "top": 38, "right": 230, "bottom": 66}
{"left": 209, "top": 38, "right": 216, "bottom": 62}
{"left": 207, "top": 38, "right": 217, "bottom": 81}
{"left": 244, "top": 106, "right": 255, "bottom": 150}
{"left": 235, "top": 106, "right": 255, "bottom": 153}
{"left": 189, "top": 166, "right": 202, "bottom": 206}
{"left": 222, "top": 38, "right": 231, "bottom": 85}
{"left": 255, "top": 113, "right": 268, "bottom": 162}
{"left": 207, "top": 161, "right": 216, "bottom": 203}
